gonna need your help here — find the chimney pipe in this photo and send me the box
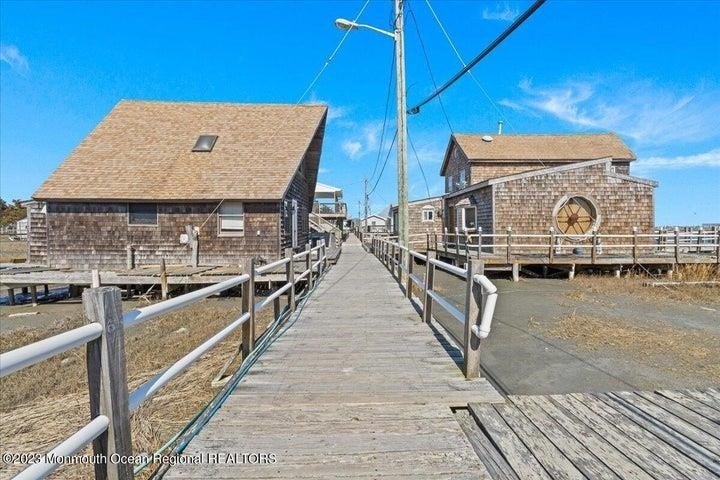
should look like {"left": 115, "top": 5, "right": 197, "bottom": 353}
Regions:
{"left": 497, "top": 120, "right": 504, "bottom": 135}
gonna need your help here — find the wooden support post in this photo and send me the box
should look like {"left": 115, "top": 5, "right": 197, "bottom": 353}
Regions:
{"left": 614, "top": 268, "right": 621, "bottom": 278}
{"left": 321, "top": 242, "right": 327, "bottom": 273}
{"left": 632, "top": 227, "right": 638, "bottom": 264}
{"left": 568, "top": 263, "right": 576, "bottom": 281}
{"left": 477, "top": 227, "right": 483, "bottom": 258}
{"left": 21, "top": 286, "right": 28, "bottom": 295}
{"left": 549, "top": 227, "right": 555, "bottom": 264}
{"left": 159, "top": 259, "right": 168, "bottom": 300}
{"left": 697, "top": 228, "right": 703, "bottom": 254}
{"left": 512, "top": 262, "right": 519, "bottom": 282}
{"left": 83, "top": 287, "right": 133, "bottom": 480}
{"left": 426, "top": 233, "right": 430, "bottom": 252}
{"left": 716, "top": 227, "right": 720, "bottom": 265}
{"left": 391, "top": 243, "right": 396, "bottom": 278}
{"left": 423, "top": 251, "right": 435, "bottom": 324}
{"left": 7, "top": 288, "right": 15, "bottom": 306}
{"left": 241, "top": 258, "right": 256, "bottom": 359}
{"left": 91, "top": 269, "right": 101, "bottom": 288}
{"left": 674, "top": 227, "right": 680, "bottom": 263}
{"left": 591, "top": 229, "right": 598, "bottom": 264}
{"left": 30, "top": 285, "right": 38, "bottom": 306}
{"left": 455, "top": 227, "right": 461, "bottom": 266}
{"left": 405, "top": 251, "right": 413, "bottom": 299}
{"left": 43, "top": 284, "right": 49, "bottom": 296}
{"left": 286, "top": 248, "right": 296, "bottom": 312}
{"left": 463, "top": 259, "right": 482, "bottom": 379}
{"left": 273, "top": 296, "right": 281, "bottom": 321}
{"left": 126, "top": 245, "right": 134, "bottom": 270}
{"left": 443, "top": 228, "right": 448, "bottom": 257}
{"left": 305, "top": 243, "right": 313, "bottom": 290}
{"left": 506, "top": 227, "right": 513, "bottom": 264}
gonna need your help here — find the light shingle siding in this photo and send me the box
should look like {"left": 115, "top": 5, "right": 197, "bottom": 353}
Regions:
{"left": 391, "top": 197, "right": 445, "bottom": 249}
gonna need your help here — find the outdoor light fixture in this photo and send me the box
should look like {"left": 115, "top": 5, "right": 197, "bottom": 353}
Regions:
{"left": 335, "top": 18, "right": 357, "bottom": 31}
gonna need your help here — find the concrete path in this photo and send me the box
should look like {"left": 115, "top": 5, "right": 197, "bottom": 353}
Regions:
{"left": 166, "top": 237, "right": 502, "bottom": 479}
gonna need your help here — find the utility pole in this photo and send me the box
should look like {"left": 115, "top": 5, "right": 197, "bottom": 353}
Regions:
{"left": 394, "top": 0, "right": 410, "bottom": 267}
{"left": 364, "top": 177, "right": 369, "bottom": 233}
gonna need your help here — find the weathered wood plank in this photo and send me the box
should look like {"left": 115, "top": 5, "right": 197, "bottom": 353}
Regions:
{"left": 468, "top": 403, "right": 551, "bottom": 479}
{"left": 510, "top": 396, "right": 620, "bottom": 480}
{"left": 636, "top": 391, "right": 720, "bottom": 439}
{"left": 455, "top": 409, "right": 520, "bottom": 480}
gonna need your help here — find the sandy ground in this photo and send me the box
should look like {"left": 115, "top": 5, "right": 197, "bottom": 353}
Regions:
{"left": 426, "top": 268, "right": 720, "bottom": 394}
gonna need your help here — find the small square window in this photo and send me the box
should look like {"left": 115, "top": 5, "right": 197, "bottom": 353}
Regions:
{"left": 422, "top": 207, "right": 434, "bottom": 222}
{"left": 129, "top": 203, "right": 158, "bottom": 225}
{"left": 192, "top": 135, "right": 218, "bottom": 152}
{"left": 219, "top": 201, "right": 244, "bottom": 235}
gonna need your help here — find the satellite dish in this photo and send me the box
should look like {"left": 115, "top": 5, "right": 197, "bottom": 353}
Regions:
{"left": 482, "top": 135, "right": 493, "bottom": 142}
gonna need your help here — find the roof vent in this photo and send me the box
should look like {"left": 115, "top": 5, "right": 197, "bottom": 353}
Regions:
{"left": 482, "top": 135, "right": 493, "bottom": 143}
{"left": 192, "top": 135, "right": 218, "bottom": 152}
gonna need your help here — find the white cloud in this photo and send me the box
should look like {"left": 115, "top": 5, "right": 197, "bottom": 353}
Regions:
{"left": 327, "top": 105, "right": 349, "bottom": 122}
{"left": 318, "top": 167, "right": 331, "bottom": 175}
{"left": 502, "top": 77, "right": 720, "bottom": 145}
{"left": 634, "top": 148, "right": 720, "bottom": 174}
{"left": 0, "top": 44, "right": 29, "bottom": 76}
{"left": 482, "top": 2, "right": 520, "bottom": 22}
{"left": 340, "top": 122, "right": 384, "bottom": 160}
{"left": 342, "top": 140, "right": 362, "bottom": 159}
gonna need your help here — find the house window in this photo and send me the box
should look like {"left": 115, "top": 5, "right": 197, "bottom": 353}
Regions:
{"left": 422, "top": 207, "right": 434, "bottom": 222}
{"left": 455, "top": 206, "right": 477, "bottom": 231}
{"left": 218, "top": 201, "right": 244, "bottom": 235}
{"left": 128, "top": 203, "right": 158, "bottom": 225}
{"left": 459, "top": 170, "right": 466, "bottom": 189}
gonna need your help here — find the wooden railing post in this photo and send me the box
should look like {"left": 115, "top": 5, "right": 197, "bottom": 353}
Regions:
{"left": 159, "top": 259, "right": 168, "bottom": 300}
{"left": 443, "top": 228, "right": 448, "bottom": 256}
{"left": 477, "top": 227, "right": 483, "bottom": 258}
{"left": 83, "top": 286, "right": 133, "bottom": 480}
{"left": 591, "top": 229, "right": 598, "bottom": 264}
{"left": 674, "top": 226, "right": 680, "bottom": 263}
{"left": 241, "top": 258, "right": 256, "bottom": 358}
{"left": 506, "top": 227, "right": 512, "bottom": 264}
{"left": 305, "top": 242, "right": 313, "bottom": 290}
{"left": 697, "top": 228, "right": 703, "bottom": 254}
{"left": 716, "top": 227, "right": 720, "bottom": 265}
{"left": 321, "top": 242, "right": 327, "bottom": 273}
{"left": 405, "top": 250, "right": 413, "bottom": 299}
{"left": 126, "top": 245, "right": 134, "bottom": 270}
{"left": 464, "top": 231, "right": 470, "bottom": 266}
{"left": 454, "top": 227, "right": 461, "bottom": 265}
{"left": 423, "top": 251, "right": 435, "bottom": 324}
{"left": 463, "top": 259, "right": 482, "bottom": 379}
{"left": 286, "top": 248, "right": 296, "bottom": 312}
{"left": 632, "top": 226, "right": 638, "bottom": 264}
{"left": 391, "top": 242, "right": 396, "bottom": 278}
{"left": 549, "top": 227, "right": 555, "bottom": 264}
{"left": 426, "top": 233, "right": 430, "bottom": 252}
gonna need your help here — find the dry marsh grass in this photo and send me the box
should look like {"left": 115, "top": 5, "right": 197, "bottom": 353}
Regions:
{"left": 0, "top": 296, "right": 277, "bottom": 479}
{"left": 571, "top": 264, "right": 720, "bottom": 306}
{"left": 541, "top": 310, "right": 720, "bottom": 381}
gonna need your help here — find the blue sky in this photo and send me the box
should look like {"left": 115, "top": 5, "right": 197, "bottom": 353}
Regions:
{"left": 1, "top": 0, "right": 718, "bottom": 225}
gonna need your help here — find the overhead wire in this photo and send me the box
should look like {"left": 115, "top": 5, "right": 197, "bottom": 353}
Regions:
{"left": 369, "top": 46, "right": 397, "bottom": 184}
{"left": 198, "top": 0, "right": 372, "bottom": 229}
{"left": 368, "top": 129, "right": 398, "bottom": 196}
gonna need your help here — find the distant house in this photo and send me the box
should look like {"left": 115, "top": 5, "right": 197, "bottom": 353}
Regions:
{"left": 389, "top": 196, "right": 444, "bottom": 248}
{"left": 30, "top": 100, "right": 328, "bottom": 269}
{"left": 441, "top": 133, "right": 657, "bottom": 247}
{"left": 361, "top": 214, "right": 389, "bottom": 234}
{"left": 313, "top": 182, "right": 347, "bottom": 230}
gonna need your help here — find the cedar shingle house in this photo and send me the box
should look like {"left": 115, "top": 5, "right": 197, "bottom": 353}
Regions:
{"left": 441, "top": 133, "right": 657, "bottom": 245}
{"left": 31, "top": 100, "right": 328, "bottom": 268}
{"left": 389, "top": 196, "right": 445, "bottom": 248}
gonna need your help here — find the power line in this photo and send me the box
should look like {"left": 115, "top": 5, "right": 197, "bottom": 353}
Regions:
{"left": 369, "top": 46, "right": 397, "bottom": 183}
{"left": 368, "top": 129, "right": 397, "bottom": 196}
{"left": 199, "top": 0, "right": 372, "bottom": 229}
{"left": 408, "top": 0, "right": 547, "bottom": 114}
{"left": 408, "top": 132, "right": 431, "bottom": 198}
{"left": 407, "top": 2, "right": 453, "bottom": 132}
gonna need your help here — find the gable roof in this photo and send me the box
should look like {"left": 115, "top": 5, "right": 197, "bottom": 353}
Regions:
{"left": 441, "top": 132, "right": 635, "bottom": 175}
{"left": 34, "top": 100, "right": 328, "bottom": 201}
{"left": 445, "top": 157, "right": 657, "bottom": 199}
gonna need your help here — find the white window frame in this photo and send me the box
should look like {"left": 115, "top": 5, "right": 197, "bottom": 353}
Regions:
{"left": 422, "top": 206, "right": 434, "bottom": 222}
{"left": 456, "top": 206, "right": 477, "bottom": 232}
{"left": 218, "top": 201, "right": 245, "bottom": 236}
{"left": 459, "top": 170, "right": 466, "bottom": 188}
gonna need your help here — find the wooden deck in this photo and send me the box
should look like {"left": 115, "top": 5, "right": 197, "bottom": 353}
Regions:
{"left": 165, "top": 237, "right": 503, "bottom": 479}
{"left": 462, "top": 389, "right": 720, "bottom": 479}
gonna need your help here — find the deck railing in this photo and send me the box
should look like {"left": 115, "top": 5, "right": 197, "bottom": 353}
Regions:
{"left": 416, "top": 227, "right": 720, "bottom": 266}
{"left": 0, "top": 241, "right": 328, "bottom": 480}
{"left": 366, "top": 236, "right": 498, "bottom": 380}
{"left": 312, "top": 201, "right": 347, "bottom": 217}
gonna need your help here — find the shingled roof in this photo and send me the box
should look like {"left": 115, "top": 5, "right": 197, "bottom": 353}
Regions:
{"left": 34, "top": 100, "right": 328, "bottom": 201}
{"left": 441, "top": 132, "right": 635, "bottom": 175}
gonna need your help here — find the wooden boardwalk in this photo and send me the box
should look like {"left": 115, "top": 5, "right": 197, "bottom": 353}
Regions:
{"left": 463, "top": 389, "right": 720, "bottom": 479}
{"left": 166, "top": 237, "right": 503, "bottom": 479}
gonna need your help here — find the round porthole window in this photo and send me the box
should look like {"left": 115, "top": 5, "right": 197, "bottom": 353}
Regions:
{"left": 554, "top": 196, "right": 598, "bottom": 236}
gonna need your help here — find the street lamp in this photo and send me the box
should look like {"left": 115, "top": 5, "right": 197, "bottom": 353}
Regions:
{"left": 335, "top": 1, "right": 409, "bottom": 262}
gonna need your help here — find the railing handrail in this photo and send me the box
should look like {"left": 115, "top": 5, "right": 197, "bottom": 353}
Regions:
{"left": 0, "top": 239, "right": 329, "bottom": 480}
{"left": 367, "top": 235, "right": 498, "bottom": 379}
